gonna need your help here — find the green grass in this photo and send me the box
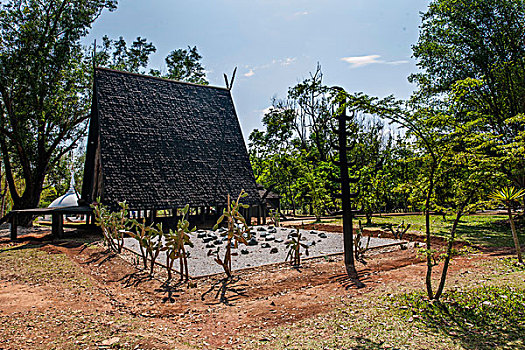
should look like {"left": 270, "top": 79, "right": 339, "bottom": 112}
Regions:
{"left": 397, "top": 283, "right": 525, "bottom": 349}
{"left": 324, "top": 213, "right": 523, "bottom": 248}
{"left": 246, "top": 258, "right": 525, "bottom": 350}
{"left": 0, "top": 244, "right": 94, "bottom": 288}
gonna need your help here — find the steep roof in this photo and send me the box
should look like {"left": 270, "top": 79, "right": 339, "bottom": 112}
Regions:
{"left": 81, "top": 68, "right": 260, "bottom": 210}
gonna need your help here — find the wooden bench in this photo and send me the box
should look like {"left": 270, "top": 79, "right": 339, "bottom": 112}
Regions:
{"left": 0, "top": 206, "right": 93, "bottom": 240}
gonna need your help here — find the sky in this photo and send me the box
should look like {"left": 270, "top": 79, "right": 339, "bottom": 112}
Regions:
{"left": 86, "top": 0, "right": 430, "bottom": 140}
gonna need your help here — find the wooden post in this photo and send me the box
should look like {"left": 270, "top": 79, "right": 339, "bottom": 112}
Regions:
{"left": 262, "top": 204, "right": 267, "bottom": 225}
{"left": 201, "top": 206, "right": 206, "bottom": 224}
{"left": 10, "top": 214, "right": 17, "bottom": 240}
{"left": 52, "top": 213, "right": 64, "bottom": 238}
{"left": 257, "top": 205, "right": 261, "bottom": 225}
{"left": 247, "top": 206, "right": 252, "bottom": 226}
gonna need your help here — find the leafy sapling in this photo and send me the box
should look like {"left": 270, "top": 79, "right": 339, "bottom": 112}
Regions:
{"left": 383, "top": 220, "right": 411, "bottom": 240}
{"left": 208, "top": 190, "right": 251, "bottom": 279}
{"left": 285, "top": 228, "right": 309, "bottom": 266}
{"left": 91, "top": 199, "right": 131, "bottom": 253}
{"left": 354, "top": 220, "right": 371, "bottom": 263}
{"left": 162, "top": 204, "right": 195, "bottom": 281}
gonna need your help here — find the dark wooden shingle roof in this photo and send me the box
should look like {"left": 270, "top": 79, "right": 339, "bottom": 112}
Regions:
{"left": 81, "top": 68, "right": 259, "bottom": 209}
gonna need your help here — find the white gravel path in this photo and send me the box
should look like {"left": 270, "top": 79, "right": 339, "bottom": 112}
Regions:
{"left": 122, "top": 225, "right": 404, "bottom": 278}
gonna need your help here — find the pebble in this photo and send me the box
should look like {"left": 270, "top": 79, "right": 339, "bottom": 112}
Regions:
{"left": 270, "top": 247, "right": 278, "bottom": 254}
{"left": 268, "top": 228, "right": 277, "bottom": 234}
{"left": 248, "top": 238, "right": 258, "bottom": 246}
{"left": 318, "top": 233, "right": 327, "bottom": 238}
{"left": 205, "top": 243, "right": 215, "bottom": 248}
{"left": 265, "top": 235, "right": 275, "bottom": 241}
{"left": 275, "top": 238, "right": 284, "bottom": 243}
{"left": 261, "top": 243, "right": 271, "bottom": 248}
{"left": 241, "top": 249, "right": 249, "bottom": 255}
{"left": 197, "top": 232, "right": 207, "bottom": 239}
{"left": 202, "top": 237, "right": 213, "bottom": 243}
{"left": 213, "top": 239, "right": 222, "bottom": 245}
{"left": 257, "top": 227, "right": 266, "bottom": 232}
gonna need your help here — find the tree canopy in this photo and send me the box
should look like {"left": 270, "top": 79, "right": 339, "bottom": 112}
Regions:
{"left": 0, "top": 0, "right": 117, "bottom": 217}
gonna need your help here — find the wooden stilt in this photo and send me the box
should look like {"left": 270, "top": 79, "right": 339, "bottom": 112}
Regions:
{"left": 10, "top": 215, "right": 17, "bottom": 240}
{"left": 52, "top": 213, "right": 64, "bottom": 238}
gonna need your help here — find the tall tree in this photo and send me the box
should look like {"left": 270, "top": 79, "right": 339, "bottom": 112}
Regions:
{"left": 98, "top": 38, "right": 209, "bottom": 85}
{"left": 0, "top": 0, "right": 116, "bottom": 223}
{"left": 98, "top": 35, "right": 156, "bottom": 73}
{"left": 411, "top": 0, "right": 525, "bottom": 187}
{"left": 162, "top": 46, "right": 208, "bottom": 85}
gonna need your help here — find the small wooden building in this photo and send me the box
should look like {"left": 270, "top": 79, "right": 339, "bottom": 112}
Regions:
{"left": 80, "top": 68, "right": 260, "bottom": 226}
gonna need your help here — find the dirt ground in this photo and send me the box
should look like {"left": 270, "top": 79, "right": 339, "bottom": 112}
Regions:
{"left": 0, "top": 229, "right": 515, "bottom": 349}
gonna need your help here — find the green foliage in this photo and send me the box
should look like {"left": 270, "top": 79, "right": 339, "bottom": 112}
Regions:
{"left": 489, "top": 187, "right": 525, "bottom": 204}
{"left": 397, "top": 286, "right": 525, "bottom": 349}
{"left": 285, "top": 229, "right": 309, "bottom": 266}
{"left": 97, "top": 38, "right": 208, "bottom": 85}
{"left": 162, "top": 204, "right": 195, "bottom": 281}
{"left": 0, "top": 0, "right": 116, "bottom": 215}
{"left": 209, "top": 190, "right": 250, "bottom": 279}
{"left": 128, "top": 218, "right": 163, "bottom": 274}
{"left": 353, "top": 220, "right": 370, "bottom": 262}
{"left": 162, "top": 46, "right": 208, "bottom": 85}
{"left": 269, "top": 208, "right": 280, "bottom": 227}
{"left": 382, "top": 220, "right": 411, "bottom": 240}
{"left": 97, "top": 35, "right": 156, "bottom": 73}
{"left": 489, "top": 186, "right": 525, "bottom": 263}
{"left": 90, "top": 199, "right": 131, "bottom": 253}
{"left": 411, "top": 0, "right": 525, "bottom": 188}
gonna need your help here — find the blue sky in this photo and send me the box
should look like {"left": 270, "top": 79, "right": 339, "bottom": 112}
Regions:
{"left": 86, "top": 0, "right": 430, "bottom": 139}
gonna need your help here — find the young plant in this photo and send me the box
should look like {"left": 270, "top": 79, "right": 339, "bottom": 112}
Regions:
{"left": 91, "top": 199, "right": 131, "bottom": 253}
{"left": 130, "top": 219, "right": 164, "bottom": 275}
{"left": 162, "top": 205, "right": 195, "bottom": 281}
{"left": 209, "top": 190, "right": 250, "bottom": 279}
{"left": 354, "top": 220, "right": 371, "bottom": 263}
{"left": 489, "top": 187, "right": 525, "bottom": 264}
{"left": 129, "top": 218, "right": 156, "bottom": 270}
{"left": 269, "top": 208, "right": 280, "bottom": 227}
{"left": 146, "top": 223, "right": 164, "bottom": 275}
{"left": 285, "top": 229, "right": 309, "bottom": 266}
{"left": 383, "top": 220, "right": 411, "bottom": 240}
{"left": 91, "top": 199, "right": 117, "bottom": 251}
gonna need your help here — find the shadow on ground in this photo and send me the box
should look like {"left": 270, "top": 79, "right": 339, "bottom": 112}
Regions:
{"left": 400, "top": 284, "right": 525, "bottom": 350}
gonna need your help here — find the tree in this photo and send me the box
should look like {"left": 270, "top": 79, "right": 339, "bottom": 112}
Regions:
{"left": 411, "top": 0, "right": 525, "bottom": 187}
{"left": 0, "top": 0, "right": 116, "bottom": 224}
{"left": 97, "top": 35, "right": 156, "bottom": 73}
{"left": 489, "top": 187, "right": 525, "bottom": 264}
{"left": 162, "top": 46, "right": 208, "bottom": 85}
{"left": 98, "top": 38, "right": 209, "bottom": 85}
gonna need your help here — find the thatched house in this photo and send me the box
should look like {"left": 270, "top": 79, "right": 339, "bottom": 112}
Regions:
{"left": 80, "top": 68, "right": 260, "bottom": 224}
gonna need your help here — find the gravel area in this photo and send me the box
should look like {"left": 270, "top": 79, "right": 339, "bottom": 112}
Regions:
{"left": 122, "top": 225, "right": 405, "bottom": 278}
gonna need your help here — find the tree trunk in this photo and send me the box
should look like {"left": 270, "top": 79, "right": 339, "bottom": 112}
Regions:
{"left": 434, "top": 207, "right": 464, "bottom": 300}
{"left": 366, "top": 212, "right": 372, "bottom": 226}
{"left": 425, "top": 165, "right": 436, "bottom": 300}
{"left": 507, "top": 206, "right": 523, "bottom": 264}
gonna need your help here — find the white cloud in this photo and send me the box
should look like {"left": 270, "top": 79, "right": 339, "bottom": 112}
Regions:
{"left": 341, "top": 55, "right": 409, "bottom": 68}
{"left": 340, "top": 55, "right": 383, "bottom": 68}
{"left": 281, "top": 57, "right": 296, "bottom": 66}
{"left": 261, "top": 106, "right": 274, "bottom": 116}
{"left": 242, "top": 57, "right": 297, "bottom": 78}
{"left": 293, "top": 11, "right": 309, "bottom": 16}
{"left": 387, "top": 60, "right": 410, "bottom": 65}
